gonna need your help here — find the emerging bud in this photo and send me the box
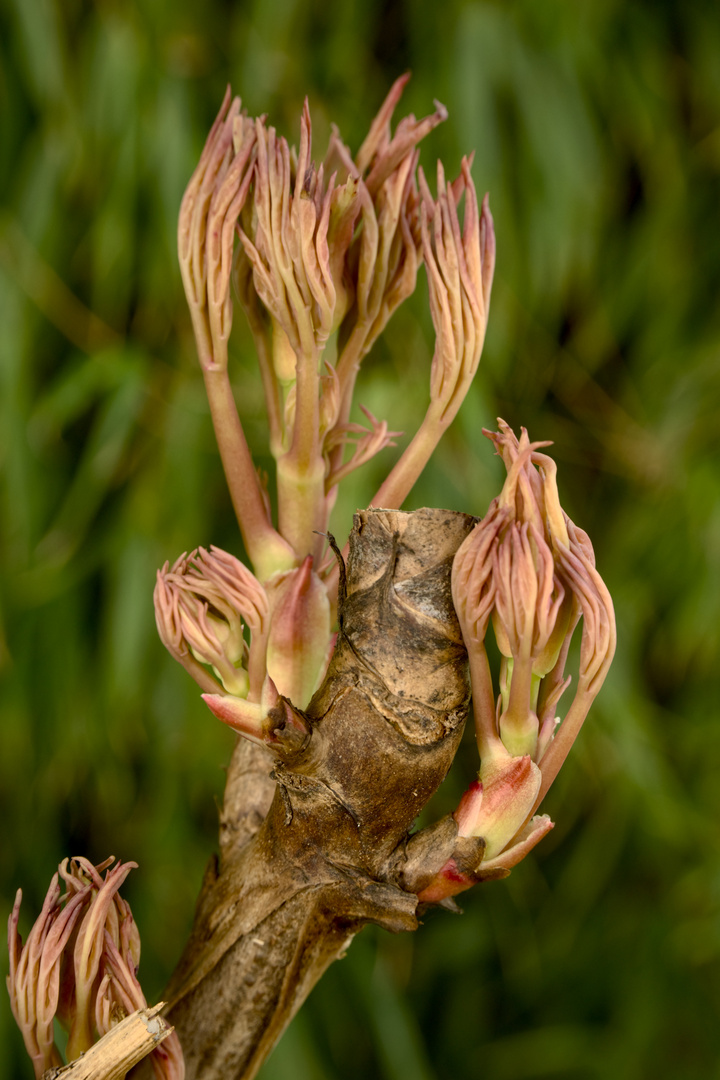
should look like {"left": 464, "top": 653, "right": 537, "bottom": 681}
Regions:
{"left": 202, "top": 672, "right": 280, "bottom": 746}
{"left": 454, "top": 755, "right": 542, "bottom": 860}
{"left": 452, "top": 421, "right": 615, "bottom": 781}
{"left": 417, "top": 762, "right": 553, "bottom": 903}
{"left": 416, "top": 746, "right": 553, "bottom": 903}
{"left": 7, "top": 873, "right": 88, "bottom": 1076}
{"left": 202, "top": 670, "right": 314, "bottom": 761}
{"left": 421, "top": 159, "right": 495, "bottom": 425}
{"left": 178, "top": 88, "right": 256, "bottom": 373}
{"left": 238, "top": 100, "right": 344, "bottom": 358}
{"left": 491, "top": 516, "right": 572, "bottom": 757}
{"left": 179, "top": 78, "right": 476, "bottom": 578}
{"left": 355, "top": 73, "right": 448, "bottom": 196}
{"left": 419, "top": 423, "right": 615, "bottom": 903}
{"left": 154, "top": 546, "right": 270, "bottom": 701}
{"left": 7, "top": 858, "right": 184, "bottom": 1079}
{"left": 369, "top": 158, "right": 496, "bottom": 513}
{"left": 176, "top": 90, "right": 296, "bottom": 582}
{"left": 61, "top": 858, "right": 138, "bottom": 1060}
{"left": 266, "top": 555, "right": 332, "bottom": 708}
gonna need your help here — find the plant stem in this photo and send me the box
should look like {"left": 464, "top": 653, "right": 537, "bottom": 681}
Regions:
{"left": 156, "top": 509, "right": 475, "bottom": 1080}
{"left": 202, "top": 366, "right": 294, "bottom": 580}
{"left": 276, "top": 344, "right": 326, "bottom": 558}
{"left": 370, "top": 413, "right": 443, "bottom": 510}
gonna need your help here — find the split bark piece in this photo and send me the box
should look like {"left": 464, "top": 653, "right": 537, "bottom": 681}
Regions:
{"left": 42, "top": 1004, "right": 172, "bottom": 1080}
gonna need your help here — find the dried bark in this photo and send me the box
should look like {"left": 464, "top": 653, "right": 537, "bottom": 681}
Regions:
{"left": 149, "top": 508, "right": 482, "bottom": 1080}
{"left": 42, "top": 1005, "right": 173, "bottom": 1080}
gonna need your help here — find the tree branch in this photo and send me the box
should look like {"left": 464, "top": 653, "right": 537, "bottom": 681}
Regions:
{"left": 155, "top": 507, "right": 475, "bottom": 1080}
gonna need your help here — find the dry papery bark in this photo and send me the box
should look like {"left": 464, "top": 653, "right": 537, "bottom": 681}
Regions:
{"left": 134, "top": 507, "right": 485, "bottom": 1080}
{"left": 41, "top": 1006, "right": 173, "bottom": 1080}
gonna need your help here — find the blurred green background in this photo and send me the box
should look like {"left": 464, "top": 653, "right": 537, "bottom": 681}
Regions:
{"left": 2, "top": 0, "right": 720, "bottom": 1077}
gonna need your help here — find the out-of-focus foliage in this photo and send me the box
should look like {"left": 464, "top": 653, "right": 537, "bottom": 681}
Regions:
{"left": 2, "top": 0, "right": 720, "bottom": 1077}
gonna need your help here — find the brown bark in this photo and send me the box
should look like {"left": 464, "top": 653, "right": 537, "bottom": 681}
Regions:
{"left": 150, "top": 508, "right": 484, "bottom": 1080}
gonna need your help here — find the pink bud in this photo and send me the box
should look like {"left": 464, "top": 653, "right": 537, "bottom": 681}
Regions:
{"left": 479, "top": 814, "right": 554, "bottom": 875}
{"left": 201, "top": 690, "right": 267, "bottom": 744}
{"left": 154, "top": 546, "right": 269, "bottom": 701}
{"left": 265, "top": 556, "right": 331, "bottom": 708}
{"left": 455, "top": 755, "right": 542, "bottom": 860}
{"left": 178, "top": 87, "right": 255, "bottom": 373}
{"left": 67, "top": 859, "right": 137, "bottom": 1059}
{"left": 416, "top": 761, "right": 553, "bottom": 903}
{"left": 202, "top": 675, "right": 311, "bottom": 757}
{"left": 422, "top": 161, "right": 494, "bottom": 424}
{"left": 7, "top": 859, "right": 184, "bottom": 1079}
{"left": 452, "top": 421, "right": 616, "bottom": 804}
{"left": 416, "top": 810, "right": 554, "bottom": 904}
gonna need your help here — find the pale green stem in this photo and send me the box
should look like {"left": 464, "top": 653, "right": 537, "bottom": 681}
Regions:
{"left": 335, "top": 321, "right": 370, "bottom": 399}
{"left": 323, "top": 330, "right": 440, "bottom": 610}
{"left": 67, "top": 1011, "right": 94, "bottom": 1061}
{"left": 327, "top": 322, "right": 369, "bottom": 480}
{"left": 370, "top": 411, "right": 444, "bottom": 510}
{"left": 533, "top": 687, "right": 595, "bottom": 811}
{"left": 468, "top": 643, "right": 506, "bottom": 765}
{"left": 319, "top": 402, "right": 445, "bottom": 613}
{"left": 188, "top": 303, "right": 213, "bottom": 374}
{"left": 246, "top": 623, "right": 270, "bottom": 703}
{"left": 247, "top": 311, "right": 284, "bottom": 460}
{"left": 505, "top": 651, "right": 534, "bottom": 730}
{"left": 277, "top": 343, "right": 326, "bottom": 558}
{"left": 537, "top": 615, "right": 578, "bottom": 725}
{"left": 202, "top": 365, "right": 294, "bottom": 580}
{"left": 178, "top": 651, "right": 225, "bottom": 695}
{"left": 277, "top": 453, "right": 326, "bottom": 561}
{"left": 291, "top": 344, "right": 321, "bottom": 470}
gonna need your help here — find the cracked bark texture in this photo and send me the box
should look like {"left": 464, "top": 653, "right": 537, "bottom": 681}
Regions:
{"left": 142, "top": 507, "right": 478, "bottom": 1080}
